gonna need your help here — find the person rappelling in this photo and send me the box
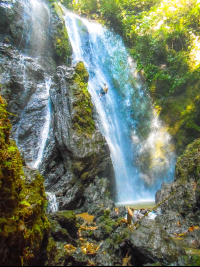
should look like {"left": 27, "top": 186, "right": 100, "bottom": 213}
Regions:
{"left": 99, "top": 83, "right": 108, "bottom": 98}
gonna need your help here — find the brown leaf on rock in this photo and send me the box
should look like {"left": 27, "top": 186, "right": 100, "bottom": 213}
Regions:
{"left": 189, "top": 226, "right": 199, "bottom": 232}
{"left": 80, "top": 225, "right": 98, "bottom": 231}
{"left": 81, "top": 242, "right": 100, "bottom": 255}
{"left": 64, "top": 244, "right": 77, "bottom": 255}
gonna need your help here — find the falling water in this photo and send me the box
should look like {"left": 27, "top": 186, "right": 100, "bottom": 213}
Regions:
{"left": 13, "top": 0, "right": 52, "bottom": 169}
{"left": 19, "top": 0, "right": 50, "bottom": 59}
{"left": 46, "top": 192, "right": 59, "bottom": 213}
{"left": 33, "top": 78, "right": 52, "bottom": 169}
{"left": 62, "top": 8, "right": 176, "bottom": 204}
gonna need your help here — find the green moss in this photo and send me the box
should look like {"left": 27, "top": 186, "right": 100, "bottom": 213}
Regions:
{"left": 104, "top": 210, "right": 111, "bottom": 219}
{"left": 175, "top": 138, "right": 200, "bottom": 183}
{"left": 189, "top": 256, "right": 200, "bottom": 266}
{"left": 81, "top": 172, "right": 90, "bottom": 181}
{"left": 0, "top": 94, "right": 50, "bottom": 266}
{"left": 159, "top": 86, "right": 200, "bottom": 154}
{"left": 100, "top": 219, "right": 116, "bottom": 235}
{"left": 52, "top": 3, "right": 72, "bottom": 65}
{"left": 75, "top": 62, "right": 89, "bottom": 82}
{"left": 50, "top": 211, "right": 78, "bottom": 236}
{"left": 42, "top": 237, "right": 67, "bottom": 266}
{"left": 60, "top": 211, "right": 75, "bottom": 221}
{"left": 72, "top": 62, "right": 96, "bottom": 136}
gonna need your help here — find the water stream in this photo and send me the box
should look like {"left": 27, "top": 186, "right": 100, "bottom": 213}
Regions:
{"left": 62, "top": 8, "right": 176, "bottom": 204}
{"left": 46, "top": 192, "right": 59, "bottom": 213}
{"left": 33, "top": 78, "right": 52, "bottom": 169}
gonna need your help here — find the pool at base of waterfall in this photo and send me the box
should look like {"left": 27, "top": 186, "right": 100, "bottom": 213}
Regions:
{"left": 116, "top": 201, "right": 155, "bottom": 210}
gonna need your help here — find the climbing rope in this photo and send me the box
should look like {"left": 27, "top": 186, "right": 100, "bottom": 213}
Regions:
{"left": 130, "top": 188, "right": 178, "bottom": 230}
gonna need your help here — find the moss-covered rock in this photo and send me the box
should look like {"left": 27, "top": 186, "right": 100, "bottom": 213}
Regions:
{"left": 175, "top": 138, "right": 200, "bottom": 183}
{"left": 156, "top": 138, "right": 200, "bottom": 237}
{"left": 51, "top": 2, "right": 72, "bottom": 65}
{"left": 47, "top": 63, "right": 115, "bottom": 210}
{"left": 0, "top": 94, "right": 49, "bottom": 266}
{"left": 159, "top": 85, "right": 200, "bottom": 155}
{"left": 121, "top": 219, "right": 186, "bottom": 266}
{"left": 48, "top": 211, "right": 79, "bottom": 238}
{"left": 40, "top": 237, "right": 68, "bottom": 266}
{"left": 91, "top": 214, "right": 118, "bottom": 241}
{"left": 48, "top": 218, "right": 70, "bottom": 242}
{"left": 71, "top": 62, "right": 95, "bottom": 136}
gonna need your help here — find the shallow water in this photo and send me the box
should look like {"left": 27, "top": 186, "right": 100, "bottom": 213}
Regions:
{"left": 116, "top": 202, "right": 155, "bottom": 210}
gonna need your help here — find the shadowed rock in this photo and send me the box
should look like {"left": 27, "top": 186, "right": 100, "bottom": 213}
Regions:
{"left": 156, "top": 139, "right": 200, "bottom": 236}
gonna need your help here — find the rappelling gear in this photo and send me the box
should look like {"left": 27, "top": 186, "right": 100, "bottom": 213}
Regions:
{"left": 129, "top": 187, "right": 179, "bottom": 230}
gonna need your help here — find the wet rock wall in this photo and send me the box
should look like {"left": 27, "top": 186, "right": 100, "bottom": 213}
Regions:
{"left": 0, "top": 0, "right": 115, "bottom": 210}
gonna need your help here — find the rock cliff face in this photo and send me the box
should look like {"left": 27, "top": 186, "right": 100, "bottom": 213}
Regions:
{"left": 0, "top": 0, "right": 115, "bottom": 211}
{"left": 156, "top": 139, "right": 200, "bottom": 235}
{"left": 42, "top": 63, "right": 115, "bottom": 210}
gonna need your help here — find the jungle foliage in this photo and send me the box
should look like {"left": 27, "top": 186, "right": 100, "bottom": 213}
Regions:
{"left": 62, "top": 0, "right": 200, "bottom": 154}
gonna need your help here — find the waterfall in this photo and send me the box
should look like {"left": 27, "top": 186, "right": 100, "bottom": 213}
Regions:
{"left": 46, "top": 192, "right": 59, "bottom": 213}
{"left": 33, "top": 78, "right": 52, "bottom": 169}
{"left": 19, "top": 0, "right": 50, "bottom": 59}
{"left": 12, "top": 0, "right": 53, "bottom": 169}
{"left": 62, "top": 8, "right": 176, "bottom": 204}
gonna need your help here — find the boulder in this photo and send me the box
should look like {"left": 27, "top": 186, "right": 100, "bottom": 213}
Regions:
{"left": 185, "top": 229, "right": 200, "bottom": 248}
{"left": 48, "top": 211, "right": 78, "bottom": 238}
{"left": 47, "top": 217, "right": 77, "bottom": 246}
{"left": 110, "top": 207, "right": 126, "bottom": 220}
{"left": 156, "top": 139, "right": 200, "bottom": 235}
{"left": 120, "top": 219, "right": 187, "bottom": 266}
